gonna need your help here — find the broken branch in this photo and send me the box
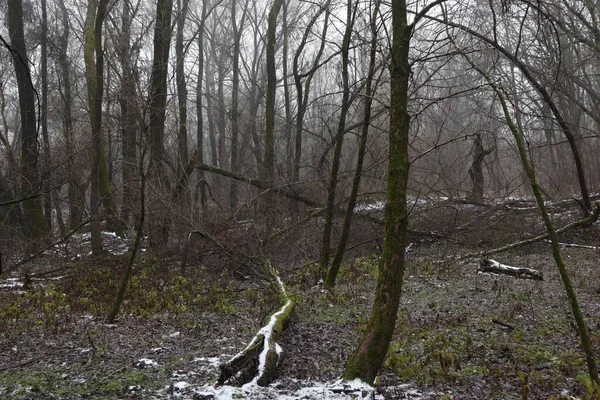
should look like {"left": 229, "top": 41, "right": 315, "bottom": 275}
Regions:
{"left": 479, "top": 259, "right": 543, "bottom": 281}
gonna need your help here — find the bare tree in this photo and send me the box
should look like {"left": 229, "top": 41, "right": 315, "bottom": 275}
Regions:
{"left": 147, "top": 0, "right": 174, "bottom": 249}
{"left": 4, "top": 0, "right": 48, "bottom": 241}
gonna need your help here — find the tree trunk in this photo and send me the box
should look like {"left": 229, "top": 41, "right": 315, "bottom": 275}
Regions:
{"left": 326, "top": 0, "right": 380, "bottom": 288}
{"left": 41, "top": 0, "right": 52, "bottom": 234}
{"left": 320, "top": 0, "right": 355, "bottom": 277}
{"left": 292, "top": 4, "right": 330, "bottom": 210}
{"left": 147, "top": 0, "right": 174, "bottom": 250}
{"left": 263, "top": 0, "right": 284, "bottom": 185}
{"left": 467, "top": 133, "right": 494, "bottom": 204}
{"left": 176, "top": 0, "right": 190, "bottom": 179}
{"left": 218, "top": 262, "right": 294, "bottom": 386}
{"left": 7, "top": 0, "right": 48, "bottom": 241}
{"left": 343, "top": 0, "right": 411, "bottom": 383}
{"left": 438, "top": 17, "right": 592, "bottom": 213}
{"left": 118, "top": 0, "right": 138, "bottom": 226}
{"left": 196, "top": 8, "right": 208, "bottom": 213}
{"left": 230, "top": 0, "right": 249, "bottom": 209}
{"left": 84, "top": 0, "right": 112, "bottom": 254}
{"left": 57, "top": 2, "right": 83, "bottom": 232}
{"left": 204, "top": 61, "right": 219, "bottom": 167}
{"left": 469, "top": 59, "right": 600, "bottom": 386}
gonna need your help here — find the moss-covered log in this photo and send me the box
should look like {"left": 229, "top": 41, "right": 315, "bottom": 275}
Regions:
{"left": 218, "top": 262, "right": 294, "bottom": 386}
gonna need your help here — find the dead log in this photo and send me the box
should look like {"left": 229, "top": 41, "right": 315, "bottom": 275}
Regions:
{"left": 218, "top": 262, "right": 294, "bottom": 386}
{"left": 479, "top": 258, "right": 543, "bottom": 281}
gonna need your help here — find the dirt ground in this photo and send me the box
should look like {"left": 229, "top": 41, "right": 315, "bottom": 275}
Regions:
{"left": 1, "top": 198, "right": 599, "bottom": 399}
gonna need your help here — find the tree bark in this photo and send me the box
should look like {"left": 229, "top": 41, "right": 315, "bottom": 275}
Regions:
{"left": 230, "top": 0, "right": 249, "bottom": 209}
{"left": 118, "top": 0, "right": 139, "bottom": 226}
{"left": 218, "top": 262, "right": 294, "bottom": 386}
{"left": 320, "top": 0, "right": 355, "bottom": 277}
{"left": 343, "top": 0, "right": 411, "bottom": 383}
{"left": 57, "top": 2, "right": 83, "bottom": 232}
{"left": 41, "top": 0, "right": 52, "bottom": 233}
{"left": 292, "top": 4, "right": 330, "bottom": 209}
{"left": 147, "top": 0, "right": 174, "bottom": 250}
{"left": 7, "top": 0, "right": 48, "bottom": 241}
{"left": 195, "top": 5, "right": 208, "bottom": 213}
{"left": 176, "top": 0, "right": 190, "bottom": 179}
{"left": 326, "top": 0, "right": 381, "bottom": 288}
{"left": 467, "top": 133, "right": 494, "bottom": 204}
{"left": 263, "top": 0, "right": 284, "bottom": 185}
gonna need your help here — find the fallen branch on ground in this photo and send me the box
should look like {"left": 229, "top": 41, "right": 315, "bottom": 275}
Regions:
{"left": 218, "top": 262, "right": 294, "bottom": 386}
{"left": 479, "top": 258, "right": 543, "bottom": 281}
{"left": 454, "top": 204, "right": 599, "bottom": 263}
{"left": 492, "top": 319, "right": 515, "bottom": 331}
{"left": 551, "top": 241, "right": 600, "bottom": 251}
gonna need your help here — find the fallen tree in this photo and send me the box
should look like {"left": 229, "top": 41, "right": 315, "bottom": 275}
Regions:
{"left": 479, "top": 258, "right": 543, "bottom": 281}
{"left": 454, "top": 203, "right": 599, "bottom": 263}
{"left": 218, "top": 261, "right": 294, "bottom": 386}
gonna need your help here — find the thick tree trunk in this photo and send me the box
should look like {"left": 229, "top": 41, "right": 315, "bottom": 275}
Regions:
{"left": 263, "top": 0, "right": 283, "bottom": 185}
{"left": 176, "top": 0, "right": 190, "bottom": 178}
{"left": 118, "top": 1, "right": 138, "bottom": 226}
{"left": 204, "top": 61, "right": 219, "bottom": 167}
{"left": 467, "top": 134, "right": 494, "bottom": 204}
{"left": 147, "top": 0, "right": 174, "bottom": 250}
{"left": 230, "top": 0, "right": 249, "bottom": 209}
{"left": 343, "top": 0, "right": 411, "bottom": 383}
{"left": 84, "top": 0, "right": 114, "bottom": 254}
{"left": 41, "top": 0, "right": 52, "bottom": 233}
{"left": 196, "top": 11, "right": 207, "bottom": 213}
{"left": 7, "top": 0, "right": 48, "bottom": 241}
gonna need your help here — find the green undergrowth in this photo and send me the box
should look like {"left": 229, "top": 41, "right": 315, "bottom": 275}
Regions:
{"left": 0, "top": 366, "right": 163, "bottom": 399}
{"left": 292, "top": 256, "right": 380, "bottom": 326}
{"left": 0, "top": 253, "right": 240, "bottom": 332}
{"left": 382, "top": 307, "right": 596, "bottom": 398}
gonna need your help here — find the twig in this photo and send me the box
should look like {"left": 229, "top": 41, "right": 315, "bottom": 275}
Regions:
{"left": 0, "top": 358, "right": 36, "bottom": 371}
{"left": 492, "top": 319, "right": 515, "bottom": 331}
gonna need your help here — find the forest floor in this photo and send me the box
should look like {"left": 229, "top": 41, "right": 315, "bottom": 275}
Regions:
{"left": 1, "top": 197, "right": 599, "bottom": 399}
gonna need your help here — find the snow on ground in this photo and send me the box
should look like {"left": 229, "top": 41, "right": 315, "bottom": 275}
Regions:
{"left": 193, "top": 357, "right": 221, "bottom": 368}
{"left": 136, "top": 358, "right": 159, "bottom": 368}
{"left": 354, "top": 201, "right": 385, "bottom": 213}
{"left": 164, "top": 379, "right": 389, "bottom": 399}
{"left": 0, "top": 278, "right": 23, "bottom": 290}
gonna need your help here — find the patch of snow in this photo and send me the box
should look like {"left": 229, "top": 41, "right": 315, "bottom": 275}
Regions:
{"left": 190, "top": 379, "right": 384, "bottom": 399}
{"left": 152, "top": 347, "right": 164, "bottom": 353}
{"left": 193, "top": 357, "right": 221, "bottom": 368}
{"left": 354, "top": 201, "right": 385, "bottom": 212}
{"left": 72, "top": 377, "right": 86, "bottom": 385}
{"left": 75, "top": 232, "right": 92, "bottom": 240}
{"left": 0, "top": 278, "right": 23, "bottom": 290}
{"left": 136, "top": 358, "right": 159, "bottom": 368}
{"left": 169, "top": 331, "right": 181, "bottom": 338}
